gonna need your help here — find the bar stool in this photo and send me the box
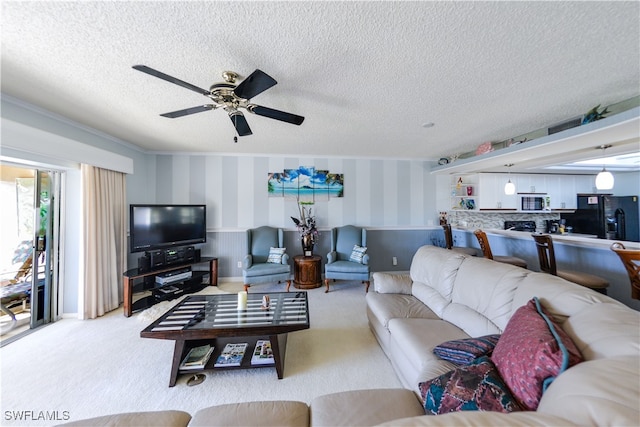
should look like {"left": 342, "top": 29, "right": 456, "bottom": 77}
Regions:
{"left": 474, "top": 229, "right": 527, "bottom": 268}
{"left": 610, "top": 242, "right": 640, "bottom": 300}
{"left": 442, "top": 224, "right": 478, "bottom": 256}
{"left": 531, "top": 233, "right": 609, "bottom": 294}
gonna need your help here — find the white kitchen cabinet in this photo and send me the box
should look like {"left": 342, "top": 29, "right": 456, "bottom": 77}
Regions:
{"left": 545, "top": 175, "right": 564, "bottom": 208}
{"left": 514, "top": 174, "right": 547, "bottom": 194}
{"left": 576, "top": 175, "right": 596, "bottom": 194}
{"left": 478, "top": 173, "right": 518, "bottom": 209}
{"left": 475, "top": 173, "right": 600, "bottom": 210}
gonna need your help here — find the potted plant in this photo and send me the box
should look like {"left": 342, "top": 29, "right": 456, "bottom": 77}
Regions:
{"left": 291, "top": 202, "right": 319, "bottom": 256}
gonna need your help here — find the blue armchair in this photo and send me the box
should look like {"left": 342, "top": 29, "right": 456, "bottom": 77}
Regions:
{"left": 324, "top": 225, "right": 370, "bottom": 293}
{"left": 242, "top": 226, "right": 291, "bottom": 292}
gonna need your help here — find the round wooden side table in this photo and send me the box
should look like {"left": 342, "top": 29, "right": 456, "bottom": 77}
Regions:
{"left": 293, "top": 255, "right": 322, "bottom": 289}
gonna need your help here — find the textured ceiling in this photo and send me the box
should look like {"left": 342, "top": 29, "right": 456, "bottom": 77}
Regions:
{"left": 2, "top": 1, "right": 639, "bottom": 163}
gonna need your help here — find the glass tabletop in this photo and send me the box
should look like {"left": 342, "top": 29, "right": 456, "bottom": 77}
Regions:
{"left": 145, "top": 292, "right": 309, "bottom": 333}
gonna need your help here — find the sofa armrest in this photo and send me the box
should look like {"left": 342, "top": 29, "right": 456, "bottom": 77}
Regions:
{"left": 282, "top": 253, "right": 290, "bottom": 265}
{"left": 326, "top": 251, "right": 337, "bottom": 264}
{"left": 372, "top": 272, "right": 412, "bottom": 294}
{"left": 243, "top": 254, "right": 252, "bottom": 269}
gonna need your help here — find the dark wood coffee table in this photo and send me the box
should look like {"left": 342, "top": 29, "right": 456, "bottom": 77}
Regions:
{"left": 140, "top": 292, "right": 309, "bottom": 387}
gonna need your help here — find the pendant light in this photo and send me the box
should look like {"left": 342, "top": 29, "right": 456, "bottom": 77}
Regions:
{"left": 504, "top": 164, "right": 516, "bottom": 195}
{"left": 595, "top": 145, "right": 614, "bottom": 190}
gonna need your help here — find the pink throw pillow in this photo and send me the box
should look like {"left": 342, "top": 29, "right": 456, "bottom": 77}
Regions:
{"left": 491, "top": 298, "right": 583, "bottom": 411}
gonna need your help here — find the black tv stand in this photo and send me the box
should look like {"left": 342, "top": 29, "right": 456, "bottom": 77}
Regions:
{"left": 122, "top": 257, "right": 217, "bottom": 317}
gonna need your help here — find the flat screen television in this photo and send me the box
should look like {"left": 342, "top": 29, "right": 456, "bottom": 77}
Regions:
{"left": 129, "top": 204, "right": 206, "bottom": 253}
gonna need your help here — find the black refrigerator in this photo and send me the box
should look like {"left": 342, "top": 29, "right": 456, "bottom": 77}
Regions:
{"left": 561, "top": 194, "right": 640, "bottom": 242}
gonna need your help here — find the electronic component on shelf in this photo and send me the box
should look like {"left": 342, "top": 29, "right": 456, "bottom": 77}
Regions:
{"left": 155, "top": 267, "right": 192, "bottom": 285}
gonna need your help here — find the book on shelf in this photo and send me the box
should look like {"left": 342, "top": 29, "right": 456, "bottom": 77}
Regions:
{"left": 179, "top": 344, "right": 214, "bottom": 370}
{"left": 214, "top": 343, "right": 248, "bottom": 367}
{"left": 251, "top": 340, "right": 274, "bottom": 365}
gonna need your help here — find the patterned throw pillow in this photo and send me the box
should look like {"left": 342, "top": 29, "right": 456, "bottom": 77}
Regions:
{"left": 349, "top": 245, "right": 367, "bottom": 263}
{"left": 491, "top": 297, "right": 583, "bottom": 411}
{"left": 266, "top": 247, "right": 286, "bottom": 264}
{"left": 418, "top": 356, "right": 522, "bottom": 415}
{"left": 433, "top": 334, "right": 501, "bottom": 365}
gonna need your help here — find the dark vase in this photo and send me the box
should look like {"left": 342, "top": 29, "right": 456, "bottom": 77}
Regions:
{"left": 301, "top": 234, "right": 314, "bottom": 255}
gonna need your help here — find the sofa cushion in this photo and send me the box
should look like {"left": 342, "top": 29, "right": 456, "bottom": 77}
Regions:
{"left": 512, "top": 271, "right": 611, "bottom": 322}
{"left": 491, "top": 298, "right": 583, "bottom": 411}
{"left": 562, "top": 301, "right": 640, "bottom": 361}
{"left": 57, "top": 410, "right": 191, "bottom": 427}
{"left": 190, "top": 401, "right": 308, "bottom": 427}
{"left": 445, "top": 255, "right": 528, "bottom": 334}
{"left": 266, "top": 247, "right": 286, "bottom": 263}
{"left": 324, "top": 260, "right": 369, "bottom": 273}
{"left": 388, "top": 318, "right": 467, "bottom": 390}
{"left": 537, "top": 355, "right": 640, "bottom": 426}
{"left": 433, "top": 334, "right": 501, "bottom": 365}
{"left": 419, "top": 356, "right": 522, "bottom": 415}
{"left": 366, "top": 292, "right": 439, "bottom": 330}
{"left": 410, "top": 246, "right": 466, "bottom": 317}
{"left": 310, "top": 388, "right": 425, "bottom": 427}
{"left": 372, "top": 272, "right": 412, "bottom": 294}
{"left": 243, "top": 262, "right": 290, "bottom": 277}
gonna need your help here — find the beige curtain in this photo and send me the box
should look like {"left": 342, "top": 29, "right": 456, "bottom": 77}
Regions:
{"left": 81, "top": 164, "right": 127, "bottom": 319}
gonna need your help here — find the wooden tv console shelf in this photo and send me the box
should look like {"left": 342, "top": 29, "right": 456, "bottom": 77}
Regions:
{"left": 122, "top": 257, "right": 218, "bottom": 317}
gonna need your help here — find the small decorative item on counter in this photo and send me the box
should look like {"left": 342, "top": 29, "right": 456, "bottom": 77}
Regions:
{"left": 456, "top": 177, "right": 463, "bottom": 190}
{"left": 466, "top": 186, "right": 473, "bottom": 196}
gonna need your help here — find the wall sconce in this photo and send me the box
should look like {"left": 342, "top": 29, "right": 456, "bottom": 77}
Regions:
{"left": 504, "top": 164, "right": 516, "bottom": 195}
{"left": 595, "top": 145, "right": 614, "bottom": 190}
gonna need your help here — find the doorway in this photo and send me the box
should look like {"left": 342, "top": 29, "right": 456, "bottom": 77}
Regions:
{"left": 0, "top": 164, "right": 61, "bottom": 344}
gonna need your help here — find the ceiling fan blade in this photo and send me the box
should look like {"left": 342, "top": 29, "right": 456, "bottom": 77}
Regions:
{"left": 248, "top": 105, "right": 305, "bottom": 125}
{"left": 133, "top": 65, "right": 210, "bottom": 96}
{"left": 233, "top": 69, "right": 277, "bottom": 100}
{"left": 229, "top": 111, "right": 253, "bottom": 136}
{"left": 160, "top": 105, "right": 215, "bottom": 118}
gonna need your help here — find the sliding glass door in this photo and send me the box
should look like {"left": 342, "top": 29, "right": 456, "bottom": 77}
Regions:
{"left": 0, "top": 164, "right": 61, "bottom": 342}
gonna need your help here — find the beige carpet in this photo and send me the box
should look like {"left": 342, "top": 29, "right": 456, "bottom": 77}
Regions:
{"left": 0, "top": 281, "right": 402, "bottom": 426}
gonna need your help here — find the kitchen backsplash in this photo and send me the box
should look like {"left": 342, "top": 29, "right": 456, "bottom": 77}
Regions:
{"left": 448, "top": 211, "right": 560, "bottom": 231}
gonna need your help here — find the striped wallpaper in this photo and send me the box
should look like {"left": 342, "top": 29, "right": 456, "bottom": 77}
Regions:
{"left": 151, "top": 154, "right": 439, "bottom": 230}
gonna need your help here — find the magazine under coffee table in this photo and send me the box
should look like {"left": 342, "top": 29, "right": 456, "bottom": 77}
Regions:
{"left": 140, "top": 292, "right": 310, "bottom": 387}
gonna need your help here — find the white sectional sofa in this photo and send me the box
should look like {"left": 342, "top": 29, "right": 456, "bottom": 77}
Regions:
{"left": 61, "top": 245, "right": 639, "bottom": 427}
{"left": 366, "top": 245, "right": 640, "bottom": 426}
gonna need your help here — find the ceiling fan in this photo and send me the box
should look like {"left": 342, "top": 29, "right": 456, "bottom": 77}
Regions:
{"left": 132, "top": 65, "right": 305, "bottom": 137}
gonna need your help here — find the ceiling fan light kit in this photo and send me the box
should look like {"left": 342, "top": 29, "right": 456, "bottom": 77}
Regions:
{"left": 132, "top": 65, "right": 304, "bottom": 138}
